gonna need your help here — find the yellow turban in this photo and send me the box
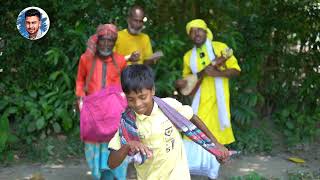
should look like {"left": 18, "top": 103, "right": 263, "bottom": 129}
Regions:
{"left": 186, "top": 19, "right": 213, "bottom": 40}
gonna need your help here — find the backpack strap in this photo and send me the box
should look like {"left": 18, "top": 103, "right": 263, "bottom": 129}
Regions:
{"left": 111, "top": 53, "right": 120, "bottom": 76}
{"left": 84, "top": 56, "right": 97, "bottom": 94}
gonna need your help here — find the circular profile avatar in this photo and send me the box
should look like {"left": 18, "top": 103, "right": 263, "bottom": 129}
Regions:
{"left": 17, "top": 7, "right": 50, "bottom": 40}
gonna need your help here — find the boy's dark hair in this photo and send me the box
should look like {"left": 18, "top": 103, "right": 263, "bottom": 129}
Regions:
{"left": 121, "top": 64, "right": 154, "bottom": 94}
{"left": 25, "top": 9, "right": 41, "bottom": 19}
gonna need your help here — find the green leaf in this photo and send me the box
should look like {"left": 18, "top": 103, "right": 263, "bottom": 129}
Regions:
{"left": 27, "top": 123, "right": 36, "bottom": 132}
{"left": 284, "top": 129, "right": 292, "bottom": 136}
{"left": 28, "top": 90, "right": 37, "bottom": 98}
{"left": 25, "top": 101, "right": 37, "bottom": 109}
{"left": 249, "top": 94, "right": 258, "bottom": 106}
{"left": 47, "top": 145, "right": 55, "bottom": 155}
{"left": 286, "top": 121, "right": 294, "bottom": 129}
{"left": 62, "top": 113, "right": 73, "bottom": 131}
{"left": 49, "top": 71, "right": 61, "bottom": 81}
{"left": 54, "top": 100, "right": 63, "bottom": 108}
{"left": 36, "top": 117, "right": 46, "bottom": 130}
{"left": 62, "top": 72, "right": 71, "bottom": 88}
{"left": 297, "top": 115, "right": 304, "bottom": 124}
{"left": 6, "top": 151, "right": 14, "bottom": 162}
{"left": 40, "top": 132, "right": 47, "bottom": 139}
{"left": 43, "top": 91, "right": 58, "bottom": 99}
{"left": 281, "top": 109, "right": 290, "bottom": 118}
{"left": 5, "top": 107, "right": 18, "bottom": 115}
{"left": 30, "top": 109, "right": 40, "bottom": 117}
{"left": 38, "top": 89, "right": 46, "bottom": 96}
{"left": 0, "top": 115, "right": 9, "bottom": 152}
{"left": 7, "top": 134, "right": 19, "bottom": 144}
{"left": 45, "top": 48, "right": 60, "bottom": 65}
{"left": 53, "top": 122, "right": 61, "bottom": 133}
{"left": 0, "top": 100, "right": 9, "bottom": 111}
{"left": 48, "top": 95, "right": 58, "bottom": 104}
{"left": 45, "top": 112, "right": 54, "bottom": 120}
{"left": 26, "top": 137, "right": 32, "bottom": 144}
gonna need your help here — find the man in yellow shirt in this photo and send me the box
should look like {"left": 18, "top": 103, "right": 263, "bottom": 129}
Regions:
{"left": 114, "top": 6, "right": 162, "bottom": 65}
{"left": 176, "top": 19, "right": 241, "bottom": 179}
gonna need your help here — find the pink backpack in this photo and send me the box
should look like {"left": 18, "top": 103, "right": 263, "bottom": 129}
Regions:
{"left": 80, "top": 85, "right": 127, "bottom": 142}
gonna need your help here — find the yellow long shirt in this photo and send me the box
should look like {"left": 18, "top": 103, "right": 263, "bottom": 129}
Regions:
{"left": 182, "top": 41, "right": 241, "bottom": 144}
{"left": 114, "top": 29, "right": 153, "bottom": 65}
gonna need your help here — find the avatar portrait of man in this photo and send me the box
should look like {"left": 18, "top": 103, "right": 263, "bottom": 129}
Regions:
{"left": 25, "top": 9, "right": 42, "bottom": 40}
{"left": 17, "top": 7, "right": 50, "bottom": 40}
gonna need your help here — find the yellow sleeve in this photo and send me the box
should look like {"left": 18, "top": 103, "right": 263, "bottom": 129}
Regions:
{"left": 142, "top": 34, "right": 153, "bottom": 62}
{"left": 212, "top": 41, "right": 241, "bottom": 71}
{"left": 113, "top": 40, "right": 118, "bottom": 53}
{"left": 225, "top": 55, "right": 241, "bottom": 71}
{"left": 182, "top": 51, "right": 192, "bottom": 78}
{"left": 113, "top": 31, "right": 122, "bottom": 54}
{"left": 162, "top": 97, "right": 194, "bottom": 120}
{"left": 108, "top": 130, "right": 121, "bottom": 150}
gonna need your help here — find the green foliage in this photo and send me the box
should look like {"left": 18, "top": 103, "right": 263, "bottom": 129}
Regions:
{"left": 229, "top": 126, "right": 273, "bottom": 154}
{"left": 20, "top": 132, "right": 83, "bottom": 163}
{"left": 274, "top": 105, "right": 320, "bottom": 146}
{"left": 0, "top": 0, "right": 319, "bottom": 161}
{"left": 0, "top": 115, "right": 9, "bottom": 152}
{"left": 287, "top": 170, "right": 320, "bottom": 180}
{"left": 0, "top": 114, "right": 19, "bottom": 162}
{"left": 230, "top": 172, "right": 269, "bottom": 180}
{"left": 220, "top": 0, "right": 320, "bottom": 147}
{"left": 152, "top": 24, "right": 188, "bottom": 97}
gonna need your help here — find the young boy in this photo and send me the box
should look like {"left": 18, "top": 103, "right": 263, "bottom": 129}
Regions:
{"left": 108, "top": 64, "right": 229, "bottom": 179}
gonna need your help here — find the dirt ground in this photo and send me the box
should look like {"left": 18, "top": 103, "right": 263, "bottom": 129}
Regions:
{"left": 1, "top": 135, "right": 319, "bottom": 180}
{"left": 1, "top": 151, "right": 319, "bottom": 180}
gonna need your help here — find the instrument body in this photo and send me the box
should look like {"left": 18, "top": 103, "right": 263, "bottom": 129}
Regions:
{"left": 179, "top": 48, "right": 233, "bottom": 96}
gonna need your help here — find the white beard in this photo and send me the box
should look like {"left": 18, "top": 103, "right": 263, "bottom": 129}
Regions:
{"left": 128, "top": 24, "right": 143, "bottom": 35}
{"left": 98, "top": 48, "right": 112, "bottom": 57}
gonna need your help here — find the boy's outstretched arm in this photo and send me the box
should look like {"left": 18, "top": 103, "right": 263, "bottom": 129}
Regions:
{"left": 108, "top": 144, "right": 130, "bottom": 169}
{"left": 190, "top": 114, "right": 229, "bottom": 160}
{"left": 108, "top": 141, "right": 153, "bottom": 169}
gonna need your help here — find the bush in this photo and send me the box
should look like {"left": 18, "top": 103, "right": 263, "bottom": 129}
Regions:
{"left": 0, "top": 0, "right": 319, "bottom": 161}
{"left": 229, "top": 126, "right": 273, "bottom": 154}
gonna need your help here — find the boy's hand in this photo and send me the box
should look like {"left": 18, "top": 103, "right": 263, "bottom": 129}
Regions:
{"left": 216, "top": 143, "right": 229, "bottom": 163}
{"left": 127, "top": 141, "right": 153, "bottom": 158}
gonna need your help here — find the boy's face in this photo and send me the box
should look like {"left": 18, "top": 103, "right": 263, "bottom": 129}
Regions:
{"left": 126, "top": 88, "right": 155, "bottom": 116}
